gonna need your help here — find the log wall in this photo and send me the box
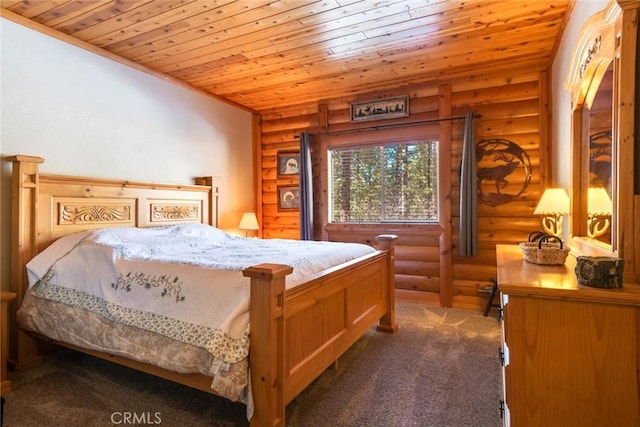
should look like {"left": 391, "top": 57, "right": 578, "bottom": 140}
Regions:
{"left": 258, "top": 69, "right": 548, "bottom": 311}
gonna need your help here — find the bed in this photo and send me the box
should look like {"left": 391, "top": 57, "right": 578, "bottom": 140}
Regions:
{"left": 8, "top": 155, "right": 398, "bottom": 427}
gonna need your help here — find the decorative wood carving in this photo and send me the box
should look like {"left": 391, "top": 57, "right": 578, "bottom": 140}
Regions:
{"left": 60, "top": 203, "right": 132, "bottom": 224}
{"left": 580, "top": 35, "right": 602, "bottom": 78}
{"left": 151, "top": 203, "right": 199, "bottom": 222}
{"left": 565, "top": 3, "right": 620, "bottom": 107}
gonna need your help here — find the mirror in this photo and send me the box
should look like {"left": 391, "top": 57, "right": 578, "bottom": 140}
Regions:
{"left": 566, "top": 2, "right": 621, "bottom": 254}
{"left": 584, "top": 63, "right": 613, "bottom": 245}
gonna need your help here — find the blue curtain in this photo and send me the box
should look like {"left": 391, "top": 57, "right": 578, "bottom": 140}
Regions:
{"left": 299, "top": 132, "right": 313, "bottom": 240}
{"left": 459, "top": 113, "right": 478, "bottom": 256}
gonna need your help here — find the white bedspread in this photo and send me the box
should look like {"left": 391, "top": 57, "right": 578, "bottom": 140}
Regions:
{"left": 25, "top": 224, "right": 376, "bottom": 365}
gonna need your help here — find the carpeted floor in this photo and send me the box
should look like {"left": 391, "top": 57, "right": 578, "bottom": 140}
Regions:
{"left": 2, "top": 302, "right": 502, "bottom": 426}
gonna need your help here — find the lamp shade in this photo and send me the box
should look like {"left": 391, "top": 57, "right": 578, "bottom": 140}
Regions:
{"left": 588, "top": 187, "right": 612, "bottom": 216}
{"left": 534, "top": 188, "right": 570, "bottom": 215}
{"left": 239, "top": 212, "right": 259, "bottom": 231}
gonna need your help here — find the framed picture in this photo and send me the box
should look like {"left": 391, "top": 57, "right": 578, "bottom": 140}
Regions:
{"left": 350, "top": 95, "right": 409, "bottom": 122}
{"left": 277, "top": 186, "right": 300, "bottom": 211}
{"left": 277, "top": 151, "right": 300, "bottom": 177}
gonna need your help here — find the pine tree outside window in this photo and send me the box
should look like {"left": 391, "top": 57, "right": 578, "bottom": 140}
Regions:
{"left": 329, "top": 141, "right": 439, "bottom": 223}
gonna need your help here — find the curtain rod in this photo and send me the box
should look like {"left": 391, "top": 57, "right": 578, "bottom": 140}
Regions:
{"left": 296, "top": 113, "right": 481, "bottom": 137}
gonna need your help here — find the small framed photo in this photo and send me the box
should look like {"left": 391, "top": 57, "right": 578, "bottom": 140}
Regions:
{"left": 350, "top": 95, "right": 409, "bottom": 122}
{"left": 277, "top": 186, "right": 300, "bottom": 211}
{"left": 277, "top": 151, "right": 300, "bottom": 177}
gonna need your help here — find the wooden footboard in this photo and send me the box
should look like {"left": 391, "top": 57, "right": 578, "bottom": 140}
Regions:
{"left": 8, "top": 154, "right": 397, "bottom": 427}
{"left": 244, "top": 235, "right": 397, "bottom": 427}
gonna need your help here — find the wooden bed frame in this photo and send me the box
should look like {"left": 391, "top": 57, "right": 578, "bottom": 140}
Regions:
{"left": 8, "top": 154, "right": 397, "bottom": 427}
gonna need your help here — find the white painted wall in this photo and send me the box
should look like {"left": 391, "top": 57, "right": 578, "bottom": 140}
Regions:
{"left": 0, "top": 18, "right": 254, "bottom": 291}
{"left": 550, "top": 0, "right": 609, "bottom": 238}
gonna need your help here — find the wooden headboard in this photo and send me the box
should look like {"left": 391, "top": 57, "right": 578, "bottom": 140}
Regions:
{"left": 8, "top": 154, "right": 219, "bottom": 369}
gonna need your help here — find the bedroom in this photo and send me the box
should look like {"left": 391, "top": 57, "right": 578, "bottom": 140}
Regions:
{"left": 1, "top": 1, "right": 639, "bottom": 426}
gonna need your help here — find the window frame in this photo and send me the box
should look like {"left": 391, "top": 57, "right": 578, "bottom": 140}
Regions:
{"left": 327, "top": 142, "right": 440, "bottom": 224}
{"left": 320, "top": 132, "right": 443, "bottom": 227}
{"left": 315, "top": 125, "right": 447, "bottom": 243}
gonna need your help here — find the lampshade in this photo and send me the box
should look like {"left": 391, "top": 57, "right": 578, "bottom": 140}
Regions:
{"left": 239, "top": 212, "right": 259, "bottom": 231}
{"left": 533, "top": 188, "right": 570, "bottom": 215}
{"left": 587, "top": 187, "right": 612, "bottom": 216}
{"left": 533, "top": 188, "right": 570, "bottom": 237}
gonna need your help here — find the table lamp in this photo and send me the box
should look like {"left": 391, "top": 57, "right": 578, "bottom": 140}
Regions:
{"left": 239, "top": 212, "right": 259, "bottom": 237}
{"left": 533, "top": 188, "right": 570, "bottom": 237}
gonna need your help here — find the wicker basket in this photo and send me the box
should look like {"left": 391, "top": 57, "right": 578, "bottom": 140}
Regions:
{"left": 519, "top": 236, "right": 570, "bottom": 265}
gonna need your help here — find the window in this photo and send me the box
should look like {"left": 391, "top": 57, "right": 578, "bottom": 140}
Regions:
{"left": 329, "top": 141, "right": 438, "bottom": 223}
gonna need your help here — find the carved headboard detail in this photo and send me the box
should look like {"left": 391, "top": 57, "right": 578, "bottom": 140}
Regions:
{"left": 31, "top": 173, "right": 218, "bottom": 243}
{"left": 59, "top": 200, "right": 134, "bottom": 225}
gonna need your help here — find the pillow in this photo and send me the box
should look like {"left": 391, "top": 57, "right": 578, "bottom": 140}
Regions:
{"left": 165, "top": 223, "right": 230, "bottom": 241}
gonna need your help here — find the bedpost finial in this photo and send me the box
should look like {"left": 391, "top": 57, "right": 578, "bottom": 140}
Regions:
{"left": 7, "top": 155, "right": 44, "bottom": 164}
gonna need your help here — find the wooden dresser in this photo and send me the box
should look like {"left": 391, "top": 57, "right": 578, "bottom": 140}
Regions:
{"left": 496, "top": 244, "right": 640, "bottom": 427}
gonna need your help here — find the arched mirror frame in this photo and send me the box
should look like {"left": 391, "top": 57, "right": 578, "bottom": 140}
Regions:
{"left": 566, "top": 1, "right": 620, "bottom": 252}
{"left": 565, "top": 0, "right": 639, "bottom": 283}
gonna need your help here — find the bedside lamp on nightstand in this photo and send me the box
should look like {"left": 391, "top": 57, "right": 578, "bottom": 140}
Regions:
{"left": 239, "top": 212, "right": 259, "bottom": 237}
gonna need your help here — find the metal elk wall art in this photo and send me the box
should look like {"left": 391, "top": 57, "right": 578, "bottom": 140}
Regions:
{"left": 475, "top": 138, "right": 532, "bottom": 205}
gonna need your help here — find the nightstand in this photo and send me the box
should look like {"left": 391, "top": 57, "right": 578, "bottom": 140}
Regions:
{"left": 1, "top": 291, "right": 16, "bottom": 395}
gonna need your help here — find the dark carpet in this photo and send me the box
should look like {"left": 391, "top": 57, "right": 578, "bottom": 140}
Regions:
{"left": 2, "top": 302, "right": 502, "bottom": 426}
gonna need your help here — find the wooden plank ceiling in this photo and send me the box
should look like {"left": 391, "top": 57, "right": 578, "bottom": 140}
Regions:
{"left": 1, "top": 0, "right": 573, "bottom": 113}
